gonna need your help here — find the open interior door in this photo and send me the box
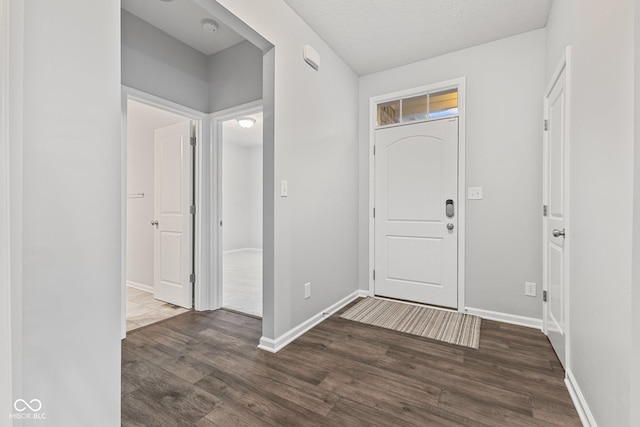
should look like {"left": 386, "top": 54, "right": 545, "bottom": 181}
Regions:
{"left": 153, "top": 121, "right": 193, "bottom": 308}
{"left": 543, "top": 60, "right": 569, "bottom": 368}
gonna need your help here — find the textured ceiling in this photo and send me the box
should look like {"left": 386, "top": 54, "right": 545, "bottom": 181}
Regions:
{"left": 223, "top": 113, "right": 264, "bottom": 148}
{"left": 121, "top": 0, "right": 245, "bottom": 56}
{"left": 282, "top": 0, "right": 553, "bottom": 75}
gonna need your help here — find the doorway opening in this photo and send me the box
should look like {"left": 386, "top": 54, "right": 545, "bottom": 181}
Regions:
{"left": 124, "top": 98, "right": 197, "bottom": 332}
{"left": 219, "top": 110, "right": 263, "bottom": 317}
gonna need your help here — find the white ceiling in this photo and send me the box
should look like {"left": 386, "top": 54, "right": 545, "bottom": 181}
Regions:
{"left": 223, "top": 113, "right": 263, "bottom": 148}
{"left": 283, "top": 0, "right": 553, "bottom": 75}
{"left": 121, "top": 0, "right": 245, "bottom": 56}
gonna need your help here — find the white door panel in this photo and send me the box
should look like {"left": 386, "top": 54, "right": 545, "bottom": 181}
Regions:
{"left": 154, "top": 121, "right": 193, "bottom": 309}
{"left": 544, "top": 65, "right": 568, "bottom": 368}
{"left": 375, "top": 119, "right": 458, "bottom": 308}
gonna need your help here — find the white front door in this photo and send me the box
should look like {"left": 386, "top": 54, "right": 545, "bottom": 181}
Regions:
{"left": 153, "top": 121, "right": 193, "bottom": 308}
{"left": 543, "top": 64, "right": 569, "bottom": 368}
{"left": 374, "top": 118, "right": 459, "bottom": 308}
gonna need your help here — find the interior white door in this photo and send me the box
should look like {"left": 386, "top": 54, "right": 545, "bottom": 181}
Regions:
{"left": 543, "top": 65, "right": 568, "bottom": 368}
{"left": 153, "top": 121, "right": 193, "bottom": 308}
{"left": 374, "top": 118, "right": 458, "bottom": 308}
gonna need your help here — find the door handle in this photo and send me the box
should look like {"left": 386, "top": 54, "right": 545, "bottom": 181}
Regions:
{"left": 151, "top": 220, "right": 159, "bottom": 228}
{"left": 552, "top": 228, "right": 565, "bottom": 238}
{"left": 447, "top": 223, "right": 454, "bottom": 231}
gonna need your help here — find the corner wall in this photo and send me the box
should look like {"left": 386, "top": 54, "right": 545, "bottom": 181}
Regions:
{"left": 359, "top": 29, "right": 546, "bottom": 319}
{"left": 212, "top": 0, "right": 360, "bottom": 340}
{"left": 208, "top": 40, "right": 263, "bottom": 113}
{"left": 546, "top": 0, "right": 634, "bottom": 425}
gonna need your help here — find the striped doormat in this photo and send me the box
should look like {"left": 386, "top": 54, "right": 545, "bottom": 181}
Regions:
{"left": 340, "top": 297, "right": 481, "bottom": 349}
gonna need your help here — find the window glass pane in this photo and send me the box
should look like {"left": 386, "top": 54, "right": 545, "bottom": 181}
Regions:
{"left": 377, "top": 100, "right": 400, "bottom": 126}
{"left": 402, "top": 95, "right": 428, "bottom": 122}
{"left": 428, "top": 89, "right": 458, "bottom": 118}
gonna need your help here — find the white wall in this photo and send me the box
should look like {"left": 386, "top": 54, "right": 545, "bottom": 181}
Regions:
{"left": 359, "top": 30, "right": 546, "bottom": 319}
{"left": 211, "top": 0, "right": 360, "bottom": 340}
{"left": 121, "top": 10, "right": 210, "bottom": 113}
{"left": 546, "top": 1, "right": 635, "bottom": 425}
{"left": 18, "top": 0, "right": 121, "bottom": 425}
{"left": 248, "top": 146, "right": 263, "bottom": 249}
{"left": 126, "top": 100, "right": 187, "bottom": 289}
{"left": 222, "top": 139, "right": 251, "bottom": 250}
{"left": 209, "top": 40, "right": 263, "bottom": 113}
{"left": 222, "top": 143, "right": 263, "bottom": 251}
{"left": 1, "top": 0, "right": 15, "bottom": 418}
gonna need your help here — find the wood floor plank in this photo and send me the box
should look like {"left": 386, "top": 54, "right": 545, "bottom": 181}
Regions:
{"left": 122, "top": 351, "right": 221, "bottom": 426}
{"left": 122, "top": 302, "right": 581, "bottom": 426}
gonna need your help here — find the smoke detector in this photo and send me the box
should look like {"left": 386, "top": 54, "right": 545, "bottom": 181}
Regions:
{"left": 201, "top": 19, "right": 219, "bottom": 33}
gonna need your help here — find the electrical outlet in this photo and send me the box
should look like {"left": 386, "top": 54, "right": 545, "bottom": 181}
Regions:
{"left": 304, "top": 282, "right": 311, "bottom": 299}
{"left": 525, "top": 282, "right": 537, "bottom": 297}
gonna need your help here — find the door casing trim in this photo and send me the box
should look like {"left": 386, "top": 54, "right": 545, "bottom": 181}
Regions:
{"left": 368, "top": 77, "right": 466, "bottom": 311}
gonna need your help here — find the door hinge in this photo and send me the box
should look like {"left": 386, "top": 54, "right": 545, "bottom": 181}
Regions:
{"left": 373, "top": 145, "right": 376, "bottom": 155}
{"left": 543, "top": 205, "right": 548, "bottom": 217}
{"left": 373, "top": 270, "right": 376, "bottom": 280}
{"left": 190, "top": 136, "right": 196, "bottom": 146}
{"left": 190, "top": 273, "right": 195, "bottom": 284}
{"left": 373, "top": 207, "right": 376, "bottom": 218}
{"left": 544, "top": 120, "right": 548, "bottom": 131}
{"left": 190, "top": 205, "right": 196, "bottom": 214}
{"left": 543, "top": 290, "right": 548, "bottom": 302}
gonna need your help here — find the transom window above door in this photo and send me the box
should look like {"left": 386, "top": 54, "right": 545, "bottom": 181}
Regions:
{"left": 376, "top": 88, "right": 458, "bottom": 128}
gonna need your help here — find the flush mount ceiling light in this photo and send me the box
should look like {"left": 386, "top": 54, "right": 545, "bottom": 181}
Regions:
{"left": 237, "top": 117, "right": 256, "bottom": 128}
{"left": 201, "top": 19, "right": 219, "bottom": 33}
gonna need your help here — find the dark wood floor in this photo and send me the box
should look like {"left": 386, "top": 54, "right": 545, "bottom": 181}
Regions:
{"left": 122, "top": 299, "right": 581, "bottom": 426}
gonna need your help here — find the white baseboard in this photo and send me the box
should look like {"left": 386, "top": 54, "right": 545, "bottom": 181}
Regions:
{"left": 126, "top": 280, "right": 153, "bottom": 293}
{"left": 565, "top": 369, "right": 597, "bottom": 427}
{"left": 465, "top": 307, "right": 542, "bottom": 330}
{"left": 258, "top": 289, "right": 369, "bottom": 353}
{"left": 223, "top": 247, "right": 263, "bottom": 254}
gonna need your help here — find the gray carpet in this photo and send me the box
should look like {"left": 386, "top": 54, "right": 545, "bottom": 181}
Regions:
{"left": 341, "top": 297, "right": 481, "bottom": 349}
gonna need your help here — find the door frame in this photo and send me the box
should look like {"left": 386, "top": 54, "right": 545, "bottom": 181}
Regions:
{"left": 368, "top": 77, "right": 466, "bottom": 311}
{"left": 542, "top": 47, "right": 572, "bottom": 370}
{"left": 209, "top": 99, "right": 263, "bottom": 311}
{"left": 120, "top": 86, "right": 209, "bottom": 338}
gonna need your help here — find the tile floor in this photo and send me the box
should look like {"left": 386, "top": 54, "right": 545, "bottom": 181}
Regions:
{"left": 223, "top": 249, "right": 262, "bottom": 317}
{"left": 126, "top": 286, "right": 190, "bottom": 332}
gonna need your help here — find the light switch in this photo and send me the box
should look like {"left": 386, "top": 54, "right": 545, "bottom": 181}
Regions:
{"left": 468, "top": 187, "right": 483, "bottom": 200}
{"left": 280, "top": 180, "right": 288, "bottom": 197}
